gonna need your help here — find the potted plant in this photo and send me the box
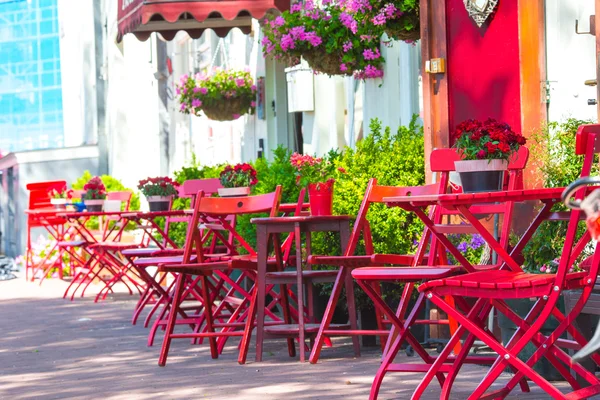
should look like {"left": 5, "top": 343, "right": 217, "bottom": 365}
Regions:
{"left": 177, "top": 69, "right": 257, "bottom": 122}
{"left": 218, "top": 163, "right": 258, "bottom": 197}
{"left": 83, "top": 176, "right": 106, "bottom": 212}
{"left": 261, "top": 1, "right": 384, "bottom": 78}
{"left": 138, "top": 177, "right": 179, "bottom": 211}
{"left": 48, "top": 187, "right": 73, "bottom": 210}
{"left": 452, "top": 118, "right": 526, "bottom": 193}
{"left": 290, "top": 152, "right": 345, "bottom": 216}
{"left": 352, "top": 0, "right": 421, "bottom": 42}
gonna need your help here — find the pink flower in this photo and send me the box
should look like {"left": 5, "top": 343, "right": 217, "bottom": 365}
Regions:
{"left": 180, "top": 104, "right": 187, "bottom": 111}
{"left": 343, "top": 41, "right": 353, "bottom": 53}
{"left": 192, "top": 99, "right": 202, "bottom": 108}
{"left": 200, "top": 87, "right": 208, "bottom": 95}
{"left": 363, "top": 48, "right": 381, "bottom": 60}
{"left": 251, "top": 85, "right": 257, "bottom": 91}
{"left": 340, "top": 63, "right": 348, "bottom": 72}
{"left": 193, "top": 87, "right": 201, "bottom": 93}
{"left": 235, "top": 78, "right": 246, "bottom": 87}
{"left": 540, "top": 265, "right": 546, "bottom": 272}
{"left": 232, "top": 114, "right": 241, "bottom": 119}
{"left": 251, "top": 101, "right": 256, "bottom": 107}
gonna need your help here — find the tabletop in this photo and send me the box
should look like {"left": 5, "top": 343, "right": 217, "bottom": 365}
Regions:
{"left": 121, "top": 210, "right": 188, "bottom": 218}
{"left": 384, "top": 187, "right": 568, "bottom": 207}
{"left": 251, "top": 215, "right": 352, "bottom": 225}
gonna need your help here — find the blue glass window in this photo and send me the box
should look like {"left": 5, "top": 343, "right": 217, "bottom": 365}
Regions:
{"left": 0, "top": 0, "right": 64, "bottom": 153}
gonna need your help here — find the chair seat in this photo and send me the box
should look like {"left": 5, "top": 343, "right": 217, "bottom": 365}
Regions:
{"left": 158, "top": 255, "right": 281, "bottom": 274}
{"left": 308, "top": 254, "right": 417, "bottom": 267}
{"left": 352, "top": 266, "right": 461, "bottom": 282}
{"left": 266, "top": 270, "right": 339, "bottom": 283}
{"left": 134, "top": 255, "right": 197, "bottom": 267}
{"left": 121, "top": 247, "right": 161, "bottom": 257}
{"left": 419, "top": 270, "right": 589, "bottom": 299}
{"left": 89, "top": 242, "right": 140, "bottom": 251}
{"left": 57, "top": 240, "right": 88, "bottom": 248}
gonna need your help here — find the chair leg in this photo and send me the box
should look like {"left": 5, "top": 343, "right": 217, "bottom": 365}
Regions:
{"left": 309, "top": 266, "right": 347, "bottom": 364}
{"left": 199, "top": 274, "right": 219, "bottom": 359}
{"left": 158, "top": 274, "right": 185, "bottom": 366}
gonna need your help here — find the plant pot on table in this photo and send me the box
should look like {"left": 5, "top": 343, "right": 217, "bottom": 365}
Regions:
{"left": 50, "top": 198, "right": 67, "bottom": 210}
{"left": 218, "top": 187, "right": 251, "bottom": 198}
{"left": 147, "top": 195, "right": 173, "bottom": 212}
{"left": 454, "top": 159, "right": 507, "bottom": 193}
{"left": 308, "top": 181, "right": 334, "bottom": 216}
{"left": 83, "top": 199, "right": 104, "bottom": 212}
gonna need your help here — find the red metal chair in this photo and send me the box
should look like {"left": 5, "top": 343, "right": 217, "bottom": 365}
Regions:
{"left": 347, "top": 147, "right": 529, "bottom": 398}
{"left": 306, "top": 147, "right": 527, "bottom": 365}
{"left": 156, "top": 187, "right": 283, "bottom": 365}
{"left": 25, "top": 180, "right": 67, "bottom": 281}
{"left": 409, "top": 126, "right": 600, "bottom": 399}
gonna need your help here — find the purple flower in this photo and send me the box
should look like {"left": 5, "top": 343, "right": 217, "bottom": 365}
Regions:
{"left": 192, "top": 99, "right": 202, "bottom": 108}
{"left": 291, "top": 3, "right": 302, "bottom": 12}
{"left": 363, "top": 48, "right": 381, "bottom": 61}
{"left": 272, "top": 16, "right": 285, "bottom": 27}
{"left": 305, "top": 31, "right": 322, "bottom": 47}
{"left": 200, "top": 87, "right": 208, "bottom": 95}
{"left": 339, "top": 12, "right": 358, "bottom": 34}
{"left": 290, "top": 26, "right": 306, "bottom": 41}
{"left": 457, "top": 242, "right": 468, "bottom": 253}
{"left": 281, "top": 34, "right": 295, "bottom": 51}
{"left": 343, "top": 41, "right": 353, "bottom": 53}
{"left": 251, "top": 85, "right": 257, "bottom": 91}
{"left": 193, "top": 87, "right": 202, "bottom": 93}
{"left": 372, "top": 13, "right": 387, "bottom": 25}
{"left": 340, "top": 63, "right": 348, "bottom": 72}
{"left": 469, "top": 234, "right": 485, "bottom": 250}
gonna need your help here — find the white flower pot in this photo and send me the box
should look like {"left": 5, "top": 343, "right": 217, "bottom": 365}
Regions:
{"left": 218, "top": 187, "right": 251, "bottom": 197}
{"left": 84, "top": 199, "right": 104, "bottom": 212}
{"left": 50, "top": 198, "right": 67, "bottom": 210}
{"left": 146, "top": 195, "right": 173, "bottom": 212}
{"left": 454, "top": 159, "right": 508, "bottom": 193}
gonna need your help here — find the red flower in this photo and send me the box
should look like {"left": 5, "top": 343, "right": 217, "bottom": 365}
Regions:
{"left": 338, "top": 167, "right": 347, "bottom": 174}
{"left": 476, "top": 150, "right": 486, "bottom": 159}
{"left": 497, "top": 142, "right": 511, "bottom": 153}
{"left": 485, "top": 142, "right": 497, "bottom": 153}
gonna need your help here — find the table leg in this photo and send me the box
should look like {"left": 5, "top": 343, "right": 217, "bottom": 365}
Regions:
{"left": 253, "top": 226, "right": 269, "bottom": 362}
{"left": 294, "top": 223, "right": 306, "bottom": 362}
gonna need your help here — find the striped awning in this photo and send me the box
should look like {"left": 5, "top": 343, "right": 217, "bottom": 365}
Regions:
{"left": 117, "top": 0, "right": 289, "bottom": 42}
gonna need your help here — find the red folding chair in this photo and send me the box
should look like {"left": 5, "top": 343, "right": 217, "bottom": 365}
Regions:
{"left": 156, "top": 187, "right": 284, "bottom": 365}
{"left": 25, "top": 180, "right": 67, "bottom": 281}
{"left": 410, "top": 126, "right": 600, "bottom": 399}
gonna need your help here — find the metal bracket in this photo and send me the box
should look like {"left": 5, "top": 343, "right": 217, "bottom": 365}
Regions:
{"left": 541, "top": 81, "right": 557, "bottom": 104}
{"left": 576, "top": 15, "right": 596, "bottom": 36}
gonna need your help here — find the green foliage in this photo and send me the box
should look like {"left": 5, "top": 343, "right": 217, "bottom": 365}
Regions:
{"left": 312, "top": 117, "right": 425, "bottom": 307}
{"left": 522, "top": 118, "right": 596, "bottom": 273}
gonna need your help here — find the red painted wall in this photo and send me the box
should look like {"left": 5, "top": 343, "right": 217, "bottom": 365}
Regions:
{"left": 446, "top": 0, "right": 522, "bottom": 134}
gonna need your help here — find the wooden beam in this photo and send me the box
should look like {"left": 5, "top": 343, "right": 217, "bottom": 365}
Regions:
{"left": 518, "top": 0, "right": 547, "bottom": 188}
{"left": 421, "top": 0, "right": 450, "bottom": 183}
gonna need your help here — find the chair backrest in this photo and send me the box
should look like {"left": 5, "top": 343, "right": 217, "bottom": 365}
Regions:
{"left": 26, "top": 180, "right": 67, "bottom": 211}
{"left": 106, "top": 191, "right": 132, "bottom": 210}
{"left": 180, "top": 178, "right": 223, "bottom": 206}
{"left": 26, "top": 180, "right": 67, "bottom": 228}
{"left": 182, "top": 186, "right": 282, "bottom": 262}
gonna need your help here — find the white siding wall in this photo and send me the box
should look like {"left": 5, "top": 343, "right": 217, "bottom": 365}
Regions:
{"left": 546, "top": 0, "right": 597, "bottom": 122}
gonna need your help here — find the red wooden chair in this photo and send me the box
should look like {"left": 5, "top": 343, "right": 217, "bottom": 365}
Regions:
{"left": 409, "top": 126, "right": 600, "bottom": 399}
{"left": 156, "top": 187, "right": 283, "bottom": 366}
{"left": 25, "top": 180, "right": 67, "bottom": 281}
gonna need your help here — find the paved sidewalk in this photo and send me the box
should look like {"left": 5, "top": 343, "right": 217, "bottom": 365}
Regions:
{"left": 0, "top": 278, "right": 570, "bottom": 400}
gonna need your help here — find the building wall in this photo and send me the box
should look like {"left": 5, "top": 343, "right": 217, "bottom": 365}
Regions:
{"left": 0, "top": 0, "right": 65, "bottom": 153}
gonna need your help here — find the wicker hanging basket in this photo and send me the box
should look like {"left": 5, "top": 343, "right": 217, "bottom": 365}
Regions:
{"left": 200, "top": 97, "right": 253, "bottom": 122}
{"left": 303, "top": 51, "right": 353, "bottom": 77}
{"left": 385, "top": 12, "right": 420, "bottom": 42}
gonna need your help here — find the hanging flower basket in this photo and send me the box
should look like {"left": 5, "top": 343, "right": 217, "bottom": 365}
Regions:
{"left": 384, "top": 10, "right": 420, "bottom": 42}
{"left": 261, "top": 2, "right": 384, "bottom": 79}
{"left": 303, "top": 51, "right": 352, "bottom": 77}
{"left": 177, "top": 69, "right": 256, "bottom": 122}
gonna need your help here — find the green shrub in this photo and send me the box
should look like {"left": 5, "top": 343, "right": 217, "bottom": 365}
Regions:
{"left": 311, "top": 117, "right": 425, "bottom": 308}
{"left": 522, "top": 118, "right": 597, "bottom": 273}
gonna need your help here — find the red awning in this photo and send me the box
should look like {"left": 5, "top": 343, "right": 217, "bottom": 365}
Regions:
{"left": 117, "top": 0, "right": 289, "bottom": 42}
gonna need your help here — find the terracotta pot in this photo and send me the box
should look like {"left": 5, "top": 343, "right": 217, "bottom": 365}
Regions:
{"left": 147, "top": 195, "right": 173, "bottom": 212}
{"left": 218, "top": 187, "right": 251, "bottom": 197}
{"left": 308, "top": 181, "right": 334, "bottom": 216}
{"left": 454, "top": 159, "right": 507, "bottom": 193}
{"left": 83, "top": 199, "right": 104, "bottom": 212}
